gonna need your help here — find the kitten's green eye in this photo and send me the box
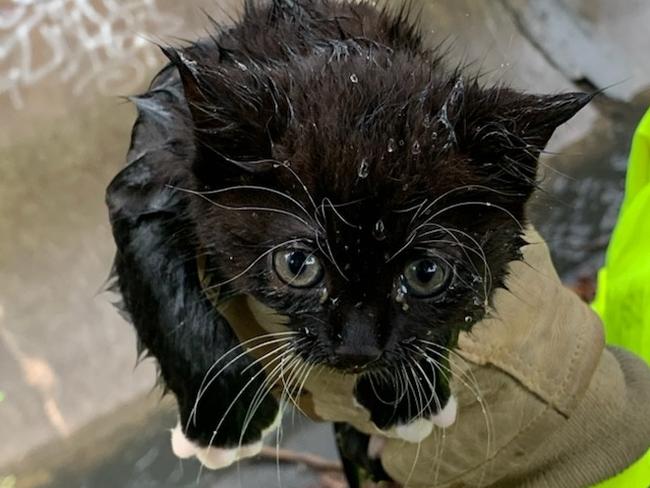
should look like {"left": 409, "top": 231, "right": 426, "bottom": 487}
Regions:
{"left": 273, "top": 249, "right": 323, "bottom": 288}
{"left": 403, "top": 258, "right": 450, "bottom": 297}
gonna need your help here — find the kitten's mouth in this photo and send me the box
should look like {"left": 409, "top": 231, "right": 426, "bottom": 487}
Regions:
{"left": 327, "top": 355, "right": 383, "bottom": 375}
{"left": 338, "top": 364, "right": 373, "bottom": 374}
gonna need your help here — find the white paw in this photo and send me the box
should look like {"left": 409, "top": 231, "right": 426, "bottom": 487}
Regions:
{"left": 431, "top": 394, "right": 457, "bottom": 428}
{"left": 195, "top": 443, "right": 247, "bottom": 470}
{"left": 170, "top": 410, "right": 281, "bottom": 470}
{"left": 394, "top": 417, "right": 434, "bottom": 443}
{"left": 387, "top": 394, "right": 458, "bottom": 443}
{"left": 367, "top": 435, "right": 387, "bottom": 459}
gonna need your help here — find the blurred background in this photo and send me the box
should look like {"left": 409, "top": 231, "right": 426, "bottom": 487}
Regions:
{"left": 1, "top": 1, "right": 649, "bottom": 487}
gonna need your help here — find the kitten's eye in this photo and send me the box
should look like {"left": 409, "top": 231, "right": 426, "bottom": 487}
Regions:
{"left": 403, "top": 258, "right": 450, "bottom": 297}
{"left": 273, "top": 249, "right": 324, "bottom": 288}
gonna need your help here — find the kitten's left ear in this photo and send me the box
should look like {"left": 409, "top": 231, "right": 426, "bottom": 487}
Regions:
{"left": 510, "top": 92, "right": 593, "bottom": 148}
{"left": 469, "top": 90, "right": 593, "bottom": 196}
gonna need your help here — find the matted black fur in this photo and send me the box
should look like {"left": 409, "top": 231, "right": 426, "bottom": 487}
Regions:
{"left": 106, "top": 0, "right": 590, "bottom": 479}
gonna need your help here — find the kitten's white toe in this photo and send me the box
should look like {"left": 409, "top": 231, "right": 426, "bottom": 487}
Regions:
{"left": 431, "top": 395, "right": 457, "bottom": 428}
{"left": 394, "top": 417, "right": 434, "bottom": 443}
{"left": 367, "top": 435, "right": 386, "bottom": 458}
{"left": 196, "top": 445, "right": 239, "bottom": 470}
{"left": 171, "top": 423, "right": 197, "bottom": 459}
{"left": 237, "top": 440, "right": 263, "bottom": 458}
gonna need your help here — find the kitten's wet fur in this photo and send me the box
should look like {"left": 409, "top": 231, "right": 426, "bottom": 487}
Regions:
{"left": 107, "top": 0, "right": 590, "bottom": 480}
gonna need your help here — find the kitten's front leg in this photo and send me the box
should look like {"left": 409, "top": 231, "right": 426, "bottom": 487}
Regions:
{"left": 353, "top": 355, "right": 457, "bottom": 444}
{"left": 109, "top": 176, "right": 282, "bottom": 469}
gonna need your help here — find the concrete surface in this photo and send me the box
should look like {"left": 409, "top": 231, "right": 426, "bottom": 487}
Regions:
{"left": 1, "top": 0, "right": 649, "bottom": 487}
{"left": 0, "top": 0, "right": 240, "bottom": 470}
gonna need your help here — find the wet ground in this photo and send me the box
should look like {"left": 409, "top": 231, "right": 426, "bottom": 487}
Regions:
{"left": 1, "top": 1, "right": 649, "bottom": 487}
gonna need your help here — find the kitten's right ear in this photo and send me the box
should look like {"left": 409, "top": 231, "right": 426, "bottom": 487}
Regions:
{"left": 467, "top": 90, "right": 592, "bottom": 199}
{"left": 161, "top": 45, "right": 288, "bottom": 181}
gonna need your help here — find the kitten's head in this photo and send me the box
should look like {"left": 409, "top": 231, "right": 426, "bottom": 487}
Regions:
{"left": 167, "top": 10, "right": 589, "bottom": 375}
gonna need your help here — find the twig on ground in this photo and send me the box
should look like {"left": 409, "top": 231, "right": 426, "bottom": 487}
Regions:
{"left": 258, "top": 446, "right": 344, "bottom": 473}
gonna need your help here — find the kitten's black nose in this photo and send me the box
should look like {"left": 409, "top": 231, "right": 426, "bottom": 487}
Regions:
{"left": 333, "top": 345, "right": 382, "bottom": 369}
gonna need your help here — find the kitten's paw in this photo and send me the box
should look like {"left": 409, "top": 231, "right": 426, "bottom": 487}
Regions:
{"left": 367, "top": 435, "right": 387, "bottom": 459}
{"left": 170, "top": 410, "right": 282, "bottom": 469}
{"left": 431, "top": 394, "right": 457, "bottom": 428}
{"left": 384, "top": 395, "right": 458, "bottom": 443}
{"left": 393, "top": 417, "right": 434, "bottom": 443}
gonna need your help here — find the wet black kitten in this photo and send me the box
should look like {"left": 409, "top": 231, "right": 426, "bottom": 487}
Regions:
{"left": 107, "top": 0, "right": 589, "bottom": 479}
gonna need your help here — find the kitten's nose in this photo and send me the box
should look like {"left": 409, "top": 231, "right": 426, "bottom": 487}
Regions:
{"left": 333, "top": 345, "right": 382, "bottom": 369}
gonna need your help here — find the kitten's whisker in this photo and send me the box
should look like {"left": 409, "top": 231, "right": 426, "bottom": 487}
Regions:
{"left": 189, "top": 333, "right": 298, "bottom": 428}
{"left": 179, "top": 187, "right": 317, "bottom": 231}
{"left": 320, "top": 197, "right": 359, "bottom": 229}
{"left": 285, "top": 355, "right": 316, "bottom": 420}
{"left": 415, "top": 200, "right": 525, "bottom": 235}
{"left": 408, "top": 183, "right": 525, "bottom": 231}
{"left": 323, "top": 231, "right": 349, "bottom": 281}
{"left": 417, "top": 342, "right": 494, "bottom": 471}
{"left": 418, "top": 224, "right": 494, "bottom": 297}
{"left": 405, "top": 358, "right": 427, "bottom": 419}
{"left": 385, "top": 230, "right": 418, "bottom": 263}
{"left": 202, "top": 351, "right": 293, "bottom": 463}
{"left": 405, "top": 353, "right": 442, "bottom": 417}
{"left": 179, "top": 184, "right": 318, "bottom": 227}
{"left": 414, "top": 343, "right": 482, "bottom": 399}
{"left": 276, "top": 161, "right": 323, "bottom": 228}
{"left": 239, "top": 352, "right": 300, "bottom": 450}
{"left": 206, "top": 238, "right": 308, "bottom": 289}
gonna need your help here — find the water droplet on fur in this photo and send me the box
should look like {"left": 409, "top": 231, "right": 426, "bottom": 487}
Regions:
{"left": 473, "top": 297, "right": 482, "bottom": 307}
{"left": 319, "top": 288, "right": 329, "bottom": 304}
{"left": 431, "top": 131, "right": 439, "bottom": 141}
{"left": 402, "top": 302, "right": 410, "bottom": 312}
{"left": 350, "top": 73, "right": 359, "bottom": 83}
{"left": 412, "top": 141, "right": 421, "bottom": 155}
{"left": 373, "top": 219, "right": 386, "bottom": 241}
{"left": 395, "top": 285, "right": 407, "bottom": 304}
{"left": 464, "top": 316, "right": 473, "bottom": 324}
{"left": 358, "top": 158, "right": 370, "bottom": 178}
{"left": 398, "top": 139, "right": 405, "bottom": 147}
{"left": 387, "top": 138, "right": 397, "bottom": 153}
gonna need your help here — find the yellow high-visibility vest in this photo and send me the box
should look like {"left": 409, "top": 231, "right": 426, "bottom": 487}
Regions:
{"left": 592, "top": 108, "right": 650, "bottom": 487}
